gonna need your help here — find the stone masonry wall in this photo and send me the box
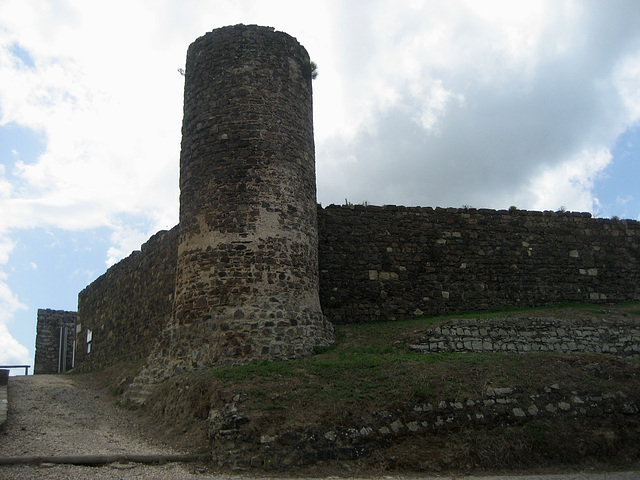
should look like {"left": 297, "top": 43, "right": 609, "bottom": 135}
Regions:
{"left": 318, "top": 205, "right": 640, "bottom": 324}
{"left": 34, "top": 309, "right": 77, "bottom": 374}
{"left": 67, "top": 26, "right": 639, "bottom": 374}
{"left": 206, "top": 382, "right": 639, "bottom": 470}
{"left": 75, "top": 205, "right": 640, "bottom": 372}
{"left": 409, "top": 317, "right": 640, "bottom": 358}
{"left": 74, "top": 227, "right": 178, "bottom": 372}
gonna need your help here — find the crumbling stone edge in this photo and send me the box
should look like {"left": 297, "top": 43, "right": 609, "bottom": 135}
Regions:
{"left": 207, "top": 383, "right": 639, "bottom": 470}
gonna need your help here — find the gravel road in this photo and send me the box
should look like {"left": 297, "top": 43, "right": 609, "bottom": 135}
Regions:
{"left": 0, "top": 374, "right": 202, "bottom": 479}
{"left": 1, "top": 374, "right": 638, "bottom": 480}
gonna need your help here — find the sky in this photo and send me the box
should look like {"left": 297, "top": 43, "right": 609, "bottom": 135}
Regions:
{"left": 0, "top": 0, "right": 639, "bottom": 370}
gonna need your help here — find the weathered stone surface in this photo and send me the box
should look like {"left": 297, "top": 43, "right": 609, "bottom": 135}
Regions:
{"left": 205, "top": 384, "right": 638, "bottom": 470}
{"left": 164, "top": 25, "right": 333, "bottom": 371}
{"left": 318, "top": 206, "right": 640, "bottom": 324}
{"left": 74, "top": 228, "right": 178, "bottom": 371}
{"left": 34, "top": 309, "right": 76, "bottom": 374}
{"left": 409, "top": 317, "right": 640, "bottom": 359}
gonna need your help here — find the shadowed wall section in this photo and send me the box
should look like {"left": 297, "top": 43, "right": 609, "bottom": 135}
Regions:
{"left": 318, "top": 205, "right": 640, "bottom": 323}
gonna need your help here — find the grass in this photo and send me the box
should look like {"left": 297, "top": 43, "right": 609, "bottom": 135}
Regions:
{"left": 177, "top": 302, "right": 640, "bottom": 411}
{"left": 131, "top": 302, "right": 640, "bottom": 472}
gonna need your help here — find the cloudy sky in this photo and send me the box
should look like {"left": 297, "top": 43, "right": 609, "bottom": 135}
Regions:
{"left": 1, "top": 0, "right": 639, "bottom": 369}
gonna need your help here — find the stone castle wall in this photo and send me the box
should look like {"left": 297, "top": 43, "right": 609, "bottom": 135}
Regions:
{"left": 34, "top": 309, "right": 77, "bottom": 374}
{"left": 74, "top": 205, "right": 640, "bottom": 371}
{"left": 66, "top": 24, "right": 640, "bottom": 374}
{"left": 318, "top": 205, "right": 640, "bottom": 323}
{"left": 74, "top": 228, "right": 178, "bottom": 370}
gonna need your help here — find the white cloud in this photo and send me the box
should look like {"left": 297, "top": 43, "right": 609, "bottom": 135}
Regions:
{"left": 0, "top": 235, "right": 15, "bottom": 265}
{"left": 614, "top": 52, "right": 640, "bottom": 119}
{"left": 315, "top": 0, "right": 640, "bottom": 213}
{"left": 525, "top": 148, "right": 612, "bottom": 213}
{"left": 1, "top": 0, "right": 638, "bottom": 233}
{"left": 106, "top": 222, "right": 158, "bottom": 267}
{"left": 0, "top": 165, "right": 12, "bottom": 199}
{"left": 0, "top": 6, "right": 186, "bottom": 283}
{"left": 617, "top": 195, "right": 633, "bottom": 206}
{"left": 0, "top": 323, "right": 30, "bottom": 366}
{"left": 0, "top": 269, "right": 29, "bottom": 365}
{"left": 0, "top": 237, "right": 28, "bottom": 366}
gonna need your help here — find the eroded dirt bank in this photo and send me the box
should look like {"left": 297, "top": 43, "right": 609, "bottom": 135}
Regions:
{"left": 1, "top": 372, "right": 639, "bottom": 480}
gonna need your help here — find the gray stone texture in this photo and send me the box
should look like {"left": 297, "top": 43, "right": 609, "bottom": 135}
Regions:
{"left": 164, "top": 24, "right": 333, "bottom": 371}
{"left": 0, "top": 370, "right": 6, "bottom": 432}
{"left": 318, "top": 205, "right": 640, "bottom": 323}
{"left": 409, "top": 317, "right": 640, "bottom": 358}
{"left": 34, "top": 309, "right": 77, "bottom": 374}
{"left": 74, "top": 228, "right": 177, "bottom": 371}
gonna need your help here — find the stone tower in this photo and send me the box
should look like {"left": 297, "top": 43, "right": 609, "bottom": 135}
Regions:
{"left": 163, "top": 24, "right": 333, "bottom": 370}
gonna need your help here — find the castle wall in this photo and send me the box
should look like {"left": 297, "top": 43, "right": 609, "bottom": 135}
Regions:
{"left": 69, "top": 25, "right": 639, "bottom": 374}
{"left": 34, "top": 309, "right": 77, "bottom": 374}
{"left": 74, "top": 227, "right": 178, "bottom": 371}
{"left": 74, "top": 205, "right": 640, "bottom": 371}
{"left": 318, "top": 205, "right": 640, "bottom": 323}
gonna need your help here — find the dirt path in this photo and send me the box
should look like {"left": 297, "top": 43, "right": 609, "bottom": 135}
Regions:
{"left": 0, "top": 374, "right": 202, "bottom": 479}
{"left": 1, "top": 374, "right": 638, "bottom": 480}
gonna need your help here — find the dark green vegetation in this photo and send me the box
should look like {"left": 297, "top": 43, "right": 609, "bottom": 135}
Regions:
{"left": 204, "top": 302, "right": 638, "bottom": 410}
{"left": 102, "top": 303, "right": 640, "bottom": 474}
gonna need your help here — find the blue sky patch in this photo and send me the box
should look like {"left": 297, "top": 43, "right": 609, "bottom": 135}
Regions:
{"left": 594, "top": 125, "right": 640, "bottom": 220}
{"left": 8, "top": 42, "right": 35, "bottom": 69}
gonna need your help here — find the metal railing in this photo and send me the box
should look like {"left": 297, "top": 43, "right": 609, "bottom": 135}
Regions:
{"left": 0, "top": 365, "right": 31, "bottom": 375}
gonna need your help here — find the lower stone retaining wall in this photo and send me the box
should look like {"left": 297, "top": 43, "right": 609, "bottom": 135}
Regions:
{"left": 409, "top": 317, "right": 640, "bottom": 358}
{"left": 207, "top": 383, "right": 639, "bottom": 470}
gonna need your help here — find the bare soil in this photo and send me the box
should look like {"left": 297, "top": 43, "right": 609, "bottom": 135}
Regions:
{"left": 0, "top": 374, "right": 207, "bottom": 479}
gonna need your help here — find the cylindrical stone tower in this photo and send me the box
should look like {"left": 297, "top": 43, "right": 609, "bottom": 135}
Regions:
{"left": 171, "top": 24, "right": 333, "bottom": 367}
